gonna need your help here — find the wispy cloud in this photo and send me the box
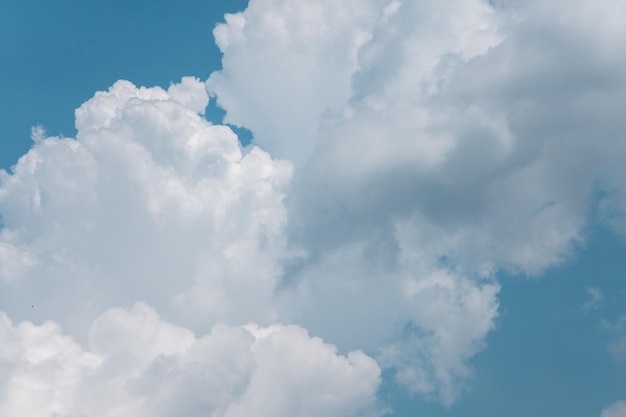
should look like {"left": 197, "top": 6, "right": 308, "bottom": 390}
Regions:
{"left": 583, "top": 286, "right": 604, "bottom": 311}
{"left": 601, "top": 401, "right": 626, "bottom": 417}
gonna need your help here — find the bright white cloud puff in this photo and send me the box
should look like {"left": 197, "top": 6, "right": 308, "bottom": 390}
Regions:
{"left": 0, "top": 77, "right": 291, "bottom": 329}
{"left": 0, "top": 303, "right": 382, "bottom": 417}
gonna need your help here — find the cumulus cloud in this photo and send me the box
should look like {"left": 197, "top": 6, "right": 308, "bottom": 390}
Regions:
{"left": 0, "top": 303, "right": 382, "bottom": 417}
{"left": 210, "top": 0, "right": 626, "bottom": 274}
{"left": 206, "top": 0, "right": 382, "bottom": 163}
{"left": 0, "top": 77, "right": 291, "bottom": 335}
{"left": 4, "top": 0, "right": 626, "bottom": 412}
{"left": 1, "top": 48, "right": 501, "bottom": 405}
{"left": 207, "top": 0, "right": 626, "bottom": 402}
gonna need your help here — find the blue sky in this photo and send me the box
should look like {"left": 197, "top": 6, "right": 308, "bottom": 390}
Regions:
{"left": 0, "top": 0, "right": 248, "bottom": 168}
{"left": 1, "top": 1, "right": 626, "bottom": 416}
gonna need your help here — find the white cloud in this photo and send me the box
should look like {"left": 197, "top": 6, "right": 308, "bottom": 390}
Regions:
{"left": 207, "top": 0, "right": 382, "bottom": 163}
{"left": 208, "top": 0, "right": 502, "bottom": 165}
{"left": 583, "top": 286, "right": 604, "bottom": 311}
{"left": 4, "top": 0, "right": 626, "bottom": 412}
{"left": 379, "top": 270, "right": 499, "bottom": 405}
{"left": 0, "top": 77, "right": 292, "bottom": 336}
{"left": 227, "top": 323, "right": 383, "bottom": 417}
{"left": 1, "top": 62, "right": 501, "bottom": 406}
{"left": 0, "top": 312, "right": 102, "bottom": 417}
{"left": 207, "top": 0, "right": 626, "bottom": 402}
{"left": 273, "top": 219, "right": 500, "bottom": 405}
{"left": 602, "top": 401, "right": 626, "bottom": 417}
{"left": 0, "top": 303, "right": 382, "bottom": 417}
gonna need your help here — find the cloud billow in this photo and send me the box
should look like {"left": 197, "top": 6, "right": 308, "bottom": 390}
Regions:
{"left": 210, "top": 0, "right": 626, "bottom": 404}
{"left": 0, "top": 303, "right": 381, "bottom": 417}
{"left": 2, "top": 0, "right": 626, "bottom": 414}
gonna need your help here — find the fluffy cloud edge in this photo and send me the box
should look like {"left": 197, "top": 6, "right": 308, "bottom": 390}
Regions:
{"left": 0, "top": 303, "right": 384, "bottom": 417}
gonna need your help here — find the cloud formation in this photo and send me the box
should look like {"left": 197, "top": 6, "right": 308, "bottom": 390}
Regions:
{"left": 0, "top": 74, "right": 497, "bottom": 408}
{"left": 207, "top": 0, "right": 381, "bottom": 163}
{"left": 0, "top": 303, "right": 381, "bottom": 417}
{"left": 3, "top": 0, "right": 626, "bottom": 414}
{"left": 207, "top": 0, "right": 626, "bottom": 403}
{"left": 0, "top": 77, "right": 291, "bottom": 335}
